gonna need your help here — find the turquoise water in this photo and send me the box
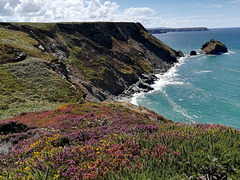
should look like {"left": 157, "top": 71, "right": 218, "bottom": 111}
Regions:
{"left": 133, "top": 28, "right": 240, "bottom": 129}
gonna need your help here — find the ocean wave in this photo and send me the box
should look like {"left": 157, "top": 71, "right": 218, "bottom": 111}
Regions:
{"left": 224, "top": 51, "right": 236, "bottom": 55}
{"left": 130, "top": 56, "right": 188, "bottom": 105}
{"left": 131, "top": 92, "right": 145, "bottom": 105}
{"left": 194, "top": 70, "right": 212, "bottom": 74}
{"left": 152, "top": 56, "right": 187, "bottom": 91}
{"left": 163, "top": 91, "right": 194, "bottom": 121}
{"left": 228, "top": 69, "right": 240, "bottom": 73}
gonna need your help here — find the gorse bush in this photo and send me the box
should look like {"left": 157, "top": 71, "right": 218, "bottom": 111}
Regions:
{"left": 0, "top": 102, "right": 240, "bottom": 179}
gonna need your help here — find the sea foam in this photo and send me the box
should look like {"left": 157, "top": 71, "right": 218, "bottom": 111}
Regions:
{"left": 131, "top": 56, "right": 187, "bottom": 105}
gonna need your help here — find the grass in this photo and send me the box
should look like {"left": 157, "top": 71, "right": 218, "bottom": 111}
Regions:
{"left": 13, "top": 22, "right": 57, "bottom": 31}
{"left": 0, "top": 27, "right": 54, "bottom": 64}
{"left": 0, "top": 102, "right": 239, "bottom": 179}
{"left": 69, "top": 46, "right": 84, "bottom": 66}
{"left": 0, "top": 58, "right": 83, "bottom": 120}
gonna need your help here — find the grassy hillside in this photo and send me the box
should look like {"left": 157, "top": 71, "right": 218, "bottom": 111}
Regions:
{"left": 0, "top": 102, "right": 239, "bottom": 179}
{"left": 0, "top": 58, "right": 84, "bottom": 119}
{"left": 0, "top": 22, "right": 177, "bottom": 119}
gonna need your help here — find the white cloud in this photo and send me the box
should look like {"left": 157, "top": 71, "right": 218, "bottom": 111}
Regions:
{"left": 0, "top": 0, "right": 120, "bottom": 22}
{"left": 0, "top": 0, "right": 157, "bottom": 24}
{"left": 0, "top": 0, "right": 238, "bottom": 28}
{"left": 194, "top": 3, "right": 223, "bottom": 9}
{"left": 124, "top": 7, "right": 155, "bottom": 17}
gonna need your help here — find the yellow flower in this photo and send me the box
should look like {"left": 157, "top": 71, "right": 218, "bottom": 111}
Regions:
{"left": 54, "top": 174, "right": 59, "bottom": 179}
{"left": 0, "top": 176, "right": 3, "bottom": 179}
{"left": 100, "top": 140, "right": 106, "bottom": 143}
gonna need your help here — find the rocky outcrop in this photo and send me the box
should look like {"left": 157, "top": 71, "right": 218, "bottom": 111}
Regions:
{"left": 49, "top": 59, "right": 70, "bottom": 81}
{"left": 14, "top": 52, "right": 27, "bottom": 62}
{"left": 175, "top": 50, "right": 185, "bottom": 57}
{"left": 201, "top": 39, "right": 228, "bottom": 55}
{"left": 190, "top": 50, "right": 197, "bottom": 56}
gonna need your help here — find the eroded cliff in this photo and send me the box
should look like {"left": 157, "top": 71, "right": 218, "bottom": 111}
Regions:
{"left": 0, "top": 22, "right": 178, "bottom": 118}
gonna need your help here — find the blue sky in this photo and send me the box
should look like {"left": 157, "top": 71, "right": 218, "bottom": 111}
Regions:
{"left": 113, "top": 0, "right": 240, "bottom": 28}
{"left": 0, "top": 0, "right": 239, "bottom": 28}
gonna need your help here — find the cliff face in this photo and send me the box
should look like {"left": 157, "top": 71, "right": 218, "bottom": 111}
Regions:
{"left": 148, "top": 27, "right": 209, "bottom": 34}
{"left": 0, "top": 22, "right": 177, "bottom": 118}
{"left": 56, "top": 22, "right": 177, "bottom": 97}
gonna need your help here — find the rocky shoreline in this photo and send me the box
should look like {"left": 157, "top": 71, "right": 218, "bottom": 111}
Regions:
{"left": 0, "top": 22, "right": 179, "bottom": 104}
{"left": 122, "top": 38, "right": 229, "bottom": 104}
{"left": 1, "top": 22, "right": 228, "bottom": 119}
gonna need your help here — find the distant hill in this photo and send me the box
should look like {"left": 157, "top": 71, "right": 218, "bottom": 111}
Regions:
{"left": 147, "top": 27, "right": 209, "bottom": 34}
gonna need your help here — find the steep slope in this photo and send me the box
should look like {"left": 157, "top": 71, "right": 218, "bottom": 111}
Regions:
{"left": 0, "top": 22, "right": 178, "bottom": 118}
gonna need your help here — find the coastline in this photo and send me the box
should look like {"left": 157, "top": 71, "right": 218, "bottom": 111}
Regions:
{"left": 125, "top": 56, "right": 188, "bottom": 106}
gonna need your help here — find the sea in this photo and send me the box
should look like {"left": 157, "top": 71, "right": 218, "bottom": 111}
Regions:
{"left": 131, "top": 28, "right": 240, "bottom": 129}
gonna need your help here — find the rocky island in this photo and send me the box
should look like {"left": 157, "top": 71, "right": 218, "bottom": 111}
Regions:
{"left": 201, "top": 39, "right": 228, "bottom": 55}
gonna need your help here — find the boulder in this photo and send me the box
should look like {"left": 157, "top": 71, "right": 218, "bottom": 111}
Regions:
{"left": 49, "top": 59, "right": 70, "bottom": 81}
{"left": 138, "top": 81, "right": 154, "bottom": 91}
{"left": 201, "top": 39, "right": 228, "bottom": 55}
{"left": 190, "top": 50, "right": 197, "bottom": 56}
{"left": 175, "top": 50, "right": 184, "bottom": 57}
{"left": 141, "top": 73, "right": 157, "bottom": 84}
{"left": 14, "top": 52, "right": 27, "bottom": 62}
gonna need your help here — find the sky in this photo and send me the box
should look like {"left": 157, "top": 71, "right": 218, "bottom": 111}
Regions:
{"left": 0, "top": 0, "right": 240, "bottom": 28}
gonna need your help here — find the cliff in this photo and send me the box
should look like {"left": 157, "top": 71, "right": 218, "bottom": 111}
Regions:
{"left": 148, "top": 27, "right": 209, "bottom": 34}
{"left": 0, "top": 22, "right": 177, "bottom": 118}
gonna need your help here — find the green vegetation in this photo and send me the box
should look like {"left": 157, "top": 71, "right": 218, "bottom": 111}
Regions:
{"left": 13, "top": 22, "right": 57, "bottom": 31}
{"left": 69, "top": 46, "right": 83, "bottom": 66}
{"left": 0, "top": 58, "right": 83, "bottom": 119}
{"left": 0, "top": 102, "right": 239, "bottom": 179}
{"left": 120, "top": 64, "right": 134, "bottom": 74}
{"left": 134, "top": 58, "right": 153, "bottom": 74}
{"left": 0, "top": 27, "right": 54, "bottom": 64}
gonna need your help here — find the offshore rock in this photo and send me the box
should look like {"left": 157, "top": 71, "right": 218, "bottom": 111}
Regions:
{"left": 201, "top": 39, "right": 228, "bottom": 55}
{"left": 190, "top": 50, "right": 197, "bottom": 56}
